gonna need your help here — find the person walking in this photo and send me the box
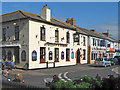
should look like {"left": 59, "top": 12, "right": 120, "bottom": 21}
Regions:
{"left": 25, "top": 63, "right": 29, "bottom": 71}
{"left": 1, "top": 59, "right": 5, "bottom": 70}
{"left": 10, "top": 60, "right": 15, "bottom": 70}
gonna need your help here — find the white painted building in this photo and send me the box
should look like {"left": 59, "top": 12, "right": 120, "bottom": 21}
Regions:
{"left": 1, "top": 5, "right": 88, "bottom": 69}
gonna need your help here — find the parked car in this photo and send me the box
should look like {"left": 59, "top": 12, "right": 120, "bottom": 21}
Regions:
{"left": 114, "top": 56, "right": 120, "bottom": 64}
{"left": 108, "top": 58, "right": 115, "bottom": 65}
{"left": 95, "top": 57, "right": 111, "bottom": 67}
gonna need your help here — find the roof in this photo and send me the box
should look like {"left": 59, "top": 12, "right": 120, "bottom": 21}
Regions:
{"left": 75, "top": 26, "right": 108, "bottom": 40}
{"left": 1, "top": 10, "right": 117, "bottom": 41}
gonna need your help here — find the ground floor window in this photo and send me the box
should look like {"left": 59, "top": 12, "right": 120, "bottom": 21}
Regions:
{"left": 83, "top": 49, "right": 86, "bottom": 60}
{"left": 2, "top": 49, "right": 6, "bottom": 60}
{"left": 32, "top": 51, "right": 37, "bottom": 61}
{"left": 49, "top": 51, "right": 52, "bottom": 60}
{"left": 55, "top": 48, "right": 59, "bottom": 62}
{"left": 21, "top": 50, "right": 26, "bottom": 61}
{"left": 40, "top": 47, "right": 46, "bottom": 63}
{"left": 66, "top": 49, "right": 70, "bottom": 61}
{"left": 71, "top": 51, "right": 74, "bottom": 59}
{"left": 8, "top": 50, "right": 12, "bottom": 61}
{"left": 61, "top": 51, "right": 64, "bottom": 60}
{"left": 91, "top": 52, "right": 98, "bottom": 60}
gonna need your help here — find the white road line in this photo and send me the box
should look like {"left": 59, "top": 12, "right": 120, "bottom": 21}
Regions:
{"left": 64, "top": 72, "right": 72, "bottom": 82}
{"left": 58, "top": 73, "right": 67, "bottom": 82}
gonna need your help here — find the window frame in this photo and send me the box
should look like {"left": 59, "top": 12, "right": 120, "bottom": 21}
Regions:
{"left": 14, "top": 26, "right": 19, "bottom": 40}
{"left": 66, "top": 48, "right": 70, "bottom": 61}
{"left": 66, "top": 32, "right": 70, "bottom": 43}
{"left": 49, "top": 51, "right": 53, "bottom": 60}
{"left": 21, "top": 50, "right": 26, "bottom": 61}
{"left": 32, "top": 50, "right": 37, "bottom": 61}
{"left": 71, "top": 51, "right": 74, "bottom": 59}
{"left": 61, "top": 51, "right": 64, "bottom": 60}
{"left": 40, "top": 47, "right": 46, "bottom": 63}
{"left": 83, "top": 37, "right": 86, "bottom": 46}
{"left": 8, "top": 50, "right": 12, "bottom": 61}
{"left": 2, "top": 28, "right": 6, "bottom": 41}
{"left": 83, "top": 49, "right": 86, "bottom": 60}
{"left": 55, "top": 30, "right": 59, "bottom": 42}
{"left": 40, "top": 27, "right": 46, "bottom": 41}
{"left": 55, "top": 48, "right": 59, "bottom": 62}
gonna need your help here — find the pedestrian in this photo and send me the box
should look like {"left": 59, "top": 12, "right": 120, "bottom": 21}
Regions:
{"left": 13, "top": 73, "right": 24, "bottom": 83}
{"left": 25, "top": 63, "right": 29, "bottom": 71}
{"left": 10, "top": 60, "right": 15, "bottom": 70}
{"left": 1, "top": 59, "right": 5, "bottom": 70}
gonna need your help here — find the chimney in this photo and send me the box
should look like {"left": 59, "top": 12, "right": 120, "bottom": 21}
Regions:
{"left": 102, "top": 30, "right": 109, "bottom": 37}
{"left": 90, "top": 29, "right": 96, "bottom": 32}
{"left": 41, "top": 4, "right": 51, "bottom": 21}
{"left": 66, "top": 18, "right": 75, "bottom": 26}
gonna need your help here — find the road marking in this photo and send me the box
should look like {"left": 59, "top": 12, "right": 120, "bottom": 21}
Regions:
{"left": 58, "top": 73, "right": 67, "bottom": 82}
{"left": 64, "top": 72, "right": 72, "bottom": 82}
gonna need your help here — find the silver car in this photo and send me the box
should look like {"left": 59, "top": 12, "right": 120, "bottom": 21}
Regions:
{"left": 95, "top": 57, "right": 111, "bottom": 67}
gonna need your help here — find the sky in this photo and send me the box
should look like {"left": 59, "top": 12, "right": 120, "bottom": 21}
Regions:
{"left": 2, "top": 2, "right": 119, "bottom": 40}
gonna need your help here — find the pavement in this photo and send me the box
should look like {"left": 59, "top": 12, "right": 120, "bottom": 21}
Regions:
{"left": 1, "top": 64, "right": 120, "bottom": 88}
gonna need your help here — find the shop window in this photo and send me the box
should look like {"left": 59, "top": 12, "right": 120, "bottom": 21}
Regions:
{"left": 40, "top": 27, "right": 45, "bottom": 41}
{"left": 55, "top": 29, "right": 59, "bottom": 42}
{"left": 32, "top": 51, "right": 37, "bottom": 61}
{"left": 8, "top": 51, "right": 12, "bottom": 61}
{"left": 71, "top": 51, "right": 74, "bottom": 59}
{"left": 2, "top": 28, "right": 6, "bottom": 41}
{"left": 21, "top": 50, "right": 26, "bottom": 61}
{"left": 61, "top": 51, "right": 64, "bottom": 60}
{"left": 66, "top": 49, "right": 70, "bottom": 61}
{"left": 66, "top": 32, "right": 70, "bottom": 43}
{"left": 49, "top": 51, "right": 52, "bottom": 60}
{"left": 40, "top": 47, "right": 46, "bottom": 63}
{"left": 83, "top": 50, "right": 86, "bottom": 60}
{"left": 15, "top": 26, "right": 19, "bottom": 40}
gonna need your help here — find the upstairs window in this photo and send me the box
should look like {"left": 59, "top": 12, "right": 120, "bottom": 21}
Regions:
{"left": 15, "top": 26, "right": 19, "bottom": 40}
{"left": 2, "top": 28, "right": 6, "bottom": 41}
{"left": 66, "top": 32, "right": 70, "bottom": 43}
{"left": 98, "top": 40, "right": 100, "bottom": 46}
{"left": 74, "top": 34, "right": 79, "bottom": 44}
{"left": 55, "top": 30, "right": 59, "bottom": 42}
{"left": 40, "top": 27, "right": 45, "bottom": 41}
{"left": 83, "top": 37, "right": 86, "bottom": 46}
{"left": 32, "top": 51, "right": 37, "bottom": 61}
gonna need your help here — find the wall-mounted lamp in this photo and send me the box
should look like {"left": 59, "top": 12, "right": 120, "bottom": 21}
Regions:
{"left": 61, "top": 37, "right": 64, "bottom": 41}
{"left": 13, "top": 23, "right": 17, "bottom": 26}
{"left": 48, "top": 47, "right": 50, "bottom": 50}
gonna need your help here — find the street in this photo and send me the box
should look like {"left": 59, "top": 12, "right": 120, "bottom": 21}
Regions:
{"left": 2, "top": 64, "right": 120, "bottom": 88}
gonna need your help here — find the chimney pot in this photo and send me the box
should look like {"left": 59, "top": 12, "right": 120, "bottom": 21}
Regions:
{"left": 66, "top": 18, "right": 75, "bottom": 26}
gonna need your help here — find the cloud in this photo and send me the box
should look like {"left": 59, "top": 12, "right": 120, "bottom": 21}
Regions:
{"left": 94, "top": 24, "right": 118, "bottom": 40}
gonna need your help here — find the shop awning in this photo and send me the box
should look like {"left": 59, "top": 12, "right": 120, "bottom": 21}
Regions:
{"left": 0, "top": 44, "right": 21, "bottom": 48}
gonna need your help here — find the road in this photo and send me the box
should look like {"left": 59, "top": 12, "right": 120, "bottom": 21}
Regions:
{"left": 2, "top": 64, "right": 119, "bottom": 88}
